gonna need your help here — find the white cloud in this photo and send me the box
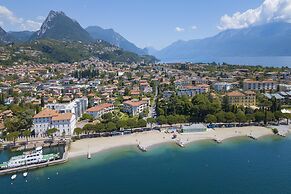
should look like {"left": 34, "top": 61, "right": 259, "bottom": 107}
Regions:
{"left": 175, "top": 27, "right": 185, "bottom": 32}
{"left": 0, "top": 5, "right": 42, "bottom": 31}
{"left": 218, "top": 0, "right": 291, "bottom": 30}
{"left": 191, "top": 25, "right": 197, "bottom": 30}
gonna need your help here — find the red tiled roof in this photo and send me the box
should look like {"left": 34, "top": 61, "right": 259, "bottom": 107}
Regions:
{"left": 124, "top": 100, "right": 146, "bottom": 107}
{"left": 87, "top": 103, "right": 114, "bottom": 112}
{"left": 33, "top": 108, "right": 59, "bottom": 118}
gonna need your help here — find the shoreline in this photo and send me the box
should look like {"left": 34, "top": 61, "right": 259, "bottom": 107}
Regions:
{"left": 68, "top": 126, "right": 278, "bottom": 159}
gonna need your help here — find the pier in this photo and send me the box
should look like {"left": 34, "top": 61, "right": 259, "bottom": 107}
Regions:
{"left": 247, "top": 134, "right": 258, "bottom": 140}
{"left": 137, "top": 144, "right": 147, "bottom": 152}
{"left": 213, "top": 138, "right": 222, "bottom": 143}
{"left": 176, "top": 140, "right": 185, "bottom": 147}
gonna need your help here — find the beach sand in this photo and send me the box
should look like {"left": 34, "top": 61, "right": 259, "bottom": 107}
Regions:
{"left": 68, "top": 126, "right": 274, "bottom": 159}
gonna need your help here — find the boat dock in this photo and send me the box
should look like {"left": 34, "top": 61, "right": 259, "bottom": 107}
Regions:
{"left": 0, "top": 145, "right": 69, "bottom": 176}
{"left": 213, "top": 138, "right": 222, "bottom": 143}
{"left": 176, "top": 140, "right": 185, "bottom": 147}
{"left": 247, "top": 134, "right": 258, "bottom": 140}
{"left": 137, "top": 144, "right": 147, "bottom": 152}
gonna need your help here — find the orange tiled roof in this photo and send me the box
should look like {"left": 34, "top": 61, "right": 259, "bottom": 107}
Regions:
{"left": 52, "top": 113, "right": 73, "bottom": 121}
{"left": 124, "top": 100, "right": 146, "bottom": 107}
{"left": 87, "top": 103, "right": 114, "bottom": 112}
{"left": 226, "top": 91, "right": 245, "bottom": 97}
{"left": 33, "top": 108, "right": 59, "bottom": 118}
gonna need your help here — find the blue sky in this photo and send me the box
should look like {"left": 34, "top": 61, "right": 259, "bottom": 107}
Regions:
{"left": 0, "top": 0, "right": 270, "bottom": 49}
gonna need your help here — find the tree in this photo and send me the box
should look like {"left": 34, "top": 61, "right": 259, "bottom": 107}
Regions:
{"left": 22, "top": 130, "right": 32, "bottom": 144}
{"left": 116, "top": 120, "right": 127, "bottom": 130}
{"left": 47, "top": 128, "right": 58, "bottom": 141}
{"left": 167, "top": 115, "right": 177, "bottom": 125}
{"left": 83, "top": 124, "right": 96, "bottom": 134}
{"left": 102, "top": 112, "right": 113, "bottom": 122}
{"left": 6, "top": 131, "right": 20, "bottom": 146}
{"left": 137, "top": 119, "right": 147, "bottom": 128}
{"left": 255, "top": 111, "right": 265, "bottom": 123}
{"left": 283, "top": 113, "right": 291, "bottom": 125}
{"left": 74, "top": 127, "right": 84, "bottom": 137}
{"left": 246, "top": 114, "right": 254, "bottom": 124}
{"left": 225, "top": 112, "right": 235, "bottom": 123}
{"left": 95, "top": 123, "right": 105, "bottom": 132}
{"left": 41, "top": 96, "right": 45, "bottom": 107}
{"left": 274, "top": 111, "right": 283, "bottom": 125}
{"left": 205, "top": 114, "right": 217, "bottom": 123}
{"left": 106, "top": 122, "right": 117, "bottom": 132}
{"left": 80, "top": 113, "right": 94, "bottom": 122}
{"left": 157, "top": 115, "right": 167, "bottom": 125}
{"left": 215, "top": 111, "right": 225, "bottom": 123}
{"left": 127, "top": 118, "right": 137, "bottom": 129}
{"left": 236, "top": 111, "right": 247, "bottom": 124}
{"left": 147, "top": 118, "right": 156, "bottom": 128}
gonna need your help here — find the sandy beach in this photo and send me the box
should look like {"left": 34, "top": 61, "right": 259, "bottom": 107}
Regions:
{"left": 68, "top": 126, "right": 275, "bottom": 159}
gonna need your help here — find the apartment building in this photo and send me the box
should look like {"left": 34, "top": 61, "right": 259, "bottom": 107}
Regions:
{"left": 123, "top": 100, "right": 148, "bottom": 116}
{"left": 86, "top": 103, "right": 115, "bottom": 118}
{"left": 32, "top": 108, "right": 76, "bottom": 136}
{"left": 243, "top": 79, "right": 277, "bottom": 91}
{"left": 226, "top": 91, "right": 256, "bottom": 107}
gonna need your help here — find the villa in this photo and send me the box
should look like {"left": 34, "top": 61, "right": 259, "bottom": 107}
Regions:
{"left": 123, "top": 100, "right": 148, "bottom": 116}
{"left": 32, "top": 108, "right": 76, "bottom": 136}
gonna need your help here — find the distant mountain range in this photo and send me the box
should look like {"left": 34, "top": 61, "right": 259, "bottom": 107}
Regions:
{"left": 86, "top": 26, "right": 147, "bottom": 55}
{"left": 2, "top": 10, "right": 291, "bottom": 61}
{"left": 0, "top": 10, "right": 148, "bottom": 55}
{"left": 155, "top": 22, "right": 291, "bottom": 61}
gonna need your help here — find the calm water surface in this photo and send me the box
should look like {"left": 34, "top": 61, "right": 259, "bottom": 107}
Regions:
{"left": 1, "top": 136, "right": 291, "bottom": 194}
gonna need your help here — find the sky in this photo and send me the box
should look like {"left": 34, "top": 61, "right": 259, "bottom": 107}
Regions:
{"left": 1, "top": 0, "right": 291, "bottom": 49}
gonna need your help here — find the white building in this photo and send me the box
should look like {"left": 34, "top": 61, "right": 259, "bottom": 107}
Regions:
{"left": 123, "top": 100, "right": 148, "bottom": 116}
{"left": 32, "top": 109, "right": 76, "bottom": 137}
{"left": 46, "top": 97, "right": 88, "bottom": 119}
{"left": 213, "top": 82, "right": 233, "bottom": 92}
{"left": 243, "top": 79, "right": 277, "bottom": 91}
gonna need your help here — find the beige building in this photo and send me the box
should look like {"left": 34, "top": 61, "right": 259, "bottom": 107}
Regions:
{"left": 226, "top": 91, "right": 256, "bottom": 107}
{"left": 243, "top": 79, "right": 277, "bottom": 91}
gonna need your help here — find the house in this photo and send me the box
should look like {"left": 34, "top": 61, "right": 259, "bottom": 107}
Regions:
{"left": 86, "top": 103, "right": 114, "bottom": 118}
{"left": 226, "top": 91, "right": 256, "bottom": 107}
{"left": 213, "top": 82, "right": 233, "bottom": 92}
{"left": 32, "top": 108, "right": 76, "bottom": 136}
{"left": 123, "top": 100, "right": 148, "bottom": 116}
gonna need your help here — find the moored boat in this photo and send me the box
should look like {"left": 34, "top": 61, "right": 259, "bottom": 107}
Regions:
{"left": 0, "top": 147, "right": 60, "bottom": 170}
{"left": 11, "top": 174, "right": 17, "bottom": 180}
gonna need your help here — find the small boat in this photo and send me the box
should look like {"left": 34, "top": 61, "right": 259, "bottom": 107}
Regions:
{"left": 87, "top": 151, "right": 91, "bottom": 159}
{"left": 11, "top": 174, "right": 17, "bottom": 180}
{"left": 23, "top": 172, "right": 28, "bottom": 177}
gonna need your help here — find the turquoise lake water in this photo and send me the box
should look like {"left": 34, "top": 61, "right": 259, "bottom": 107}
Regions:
{"left": 1, "top": 136, "right": 291, "bottom": 194}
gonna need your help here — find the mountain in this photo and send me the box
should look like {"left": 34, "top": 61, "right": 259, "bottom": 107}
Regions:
{"left": 86, "top": 26, "right": 147, "bottom": 55}
{"left": 156, "top": 22, "right": 291, "bottom": 61}
{"left": 8, "top": 31, "right": 34, "bottom": 42}
{"left": 0, "top": 39, "right": 157, "bottom": 66}
{"left": 146, "top": 46, "right": 159, "bottom": 55}
{"left": 0, "top": 27, "right": 15, "bottom": 44}
{"left": 31, "top": 10, "right": 92, "bottom": 42}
